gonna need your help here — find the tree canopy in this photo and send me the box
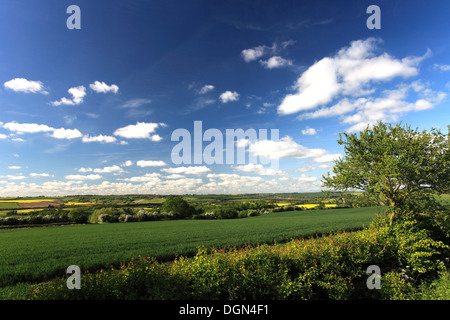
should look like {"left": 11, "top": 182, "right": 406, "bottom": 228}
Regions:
{"left": 322, "top": 121, "right": 449, "bottom": 224}
{"left": 161, "top": 196, "right": 196, "bottom": 218}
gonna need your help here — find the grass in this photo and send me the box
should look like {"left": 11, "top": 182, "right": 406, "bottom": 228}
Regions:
{"left": 0, "top": 202, "right": 21, "bottom": 209}
{"left": 0, "top": 206, "right": 381, "bottom": 288}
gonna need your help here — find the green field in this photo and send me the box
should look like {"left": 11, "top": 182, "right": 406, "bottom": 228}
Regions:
{"left": 0, "top": 202, "right": 21, "bottom": 210}
{"left": 0, "top": 206, "right": 381, "bottom": 288}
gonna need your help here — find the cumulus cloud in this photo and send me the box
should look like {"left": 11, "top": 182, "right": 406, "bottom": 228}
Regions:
{"left": 65, "top": 174, "right": 102, "bottom": 180}
{"left": 113, "top": 122, "right": 165, "bottom": 140}
{"left": 219, "top": 91, "right": 240, "bottom": 103}
{"left": 241, "top": 45, "right": 267, "bottom": 62}
{"left": 4, "top": 78, "right": 48, "bottom": 94}
{"left": 259, "top": 56, "right": 293, "bottom": 69}
{"left": 161, "top": 166, "right": 211, "bottom": 175}
{"left": 298, "top": 83, "right": 446, "bottom": 132}
{"left": 89, "top": 81, "right": 119, "bottom": 94}
{"left": 278, "top": 38, "right": 429, "bottom": 115}
{"left": 7, "top": 175, "right": 27, "bottom": 180}
{"left": 82, "top": 134, "right": 117, "bottom": 143}
{"left": 121, "top": 160, "right": 133, "bottom": 167}
{"left": 51, "top": 128, "right": 83, "bottom": 139}
{"left": 301, "top": 127, "right": 317, "bottom": 135}
{"left": 30, "top": 173, "right": 51, "bottom": 178}
{"left": 93, "top": 165, "right": 124, "bottom": 174}
{"left": 234, "top": 163, "right": 285, "bottom": 176}
{"left": 51, "top": 86, "right": 87, "bottom": 106}
{"left": 248, "top": 136, "right": 328, "bottom": 160}
{"left": 136, "top": 160, "right": 167, "bottom": 167}
{"left": 121, "top": 173, "right": 161, "bottom": 182}
{"left": 241, "top": 41, "right": 295, "bottom": 63}
{"left": 8, "top": 166, "right": 21, "bottom": 169}
{"left": 2, "top": 122, "right": 54, "bottom": 134}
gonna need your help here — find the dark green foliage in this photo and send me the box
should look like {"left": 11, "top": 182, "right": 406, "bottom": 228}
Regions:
{"left": 67, "top": 207, "right": 90, "bottom": 224}
{"left": 161, "top": 196, "right": 196, "bottom": 218}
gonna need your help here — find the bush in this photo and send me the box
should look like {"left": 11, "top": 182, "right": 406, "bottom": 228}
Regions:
{"left": 89, "top": 207, "right": 123, "bottom": 223}
{"left": 215, "top": 207, "right": 238, "bottom": 219}
{"left": 161, "top": 196, "right": 196, "bottom": 218}
{"left": 68, "top": 208, "right": 90, "bottom": 224}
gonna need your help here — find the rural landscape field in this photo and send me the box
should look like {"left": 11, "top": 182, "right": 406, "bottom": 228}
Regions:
{"left": 0, "top": 187, "right": 449, "bottom": 300}
{"left": 0, "top": 1, "right": 449, "bottom": 308}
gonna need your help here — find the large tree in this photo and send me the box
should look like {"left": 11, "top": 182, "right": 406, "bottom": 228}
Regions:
{"left": 322, "top": 121, "right": 449, "bottom": 224}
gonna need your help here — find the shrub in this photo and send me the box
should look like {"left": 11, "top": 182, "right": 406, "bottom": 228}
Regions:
{"left": 68, "top": 207, "right": 90, "bottom": 224}
{"left": 215, "top": 207, "right": 238, "bottom": 219}
{"left": 161, "top": 196, "right": 196, "bottom": 218}
{"left": 89, "top": 207, "right": 123, "bottom": 223}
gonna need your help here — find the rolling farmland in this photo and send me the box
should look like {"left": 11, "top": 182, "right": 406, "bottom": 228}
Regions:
{"left": 0, "top": 206, "right": 381, "bottom": 288}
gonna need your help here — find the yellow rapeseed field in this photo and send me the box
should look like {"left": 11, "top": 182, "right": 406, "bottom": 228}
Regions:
{"left": 275, "top": 203, "right": 337, "bottom": 208}
{"left": 0, "top": 199, "right": 56, "bottom": 203}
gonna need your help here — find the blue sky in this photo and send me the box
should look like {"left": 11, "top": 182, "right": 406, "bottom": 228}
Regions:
{"left": 0, "top": 0, "right": 449, "bottom": 196}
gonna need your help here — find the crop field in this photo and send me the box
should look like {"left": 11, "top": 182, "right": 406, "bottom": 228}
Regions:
{"left": 0, "top": 206, "right": 381, "bottom": 288}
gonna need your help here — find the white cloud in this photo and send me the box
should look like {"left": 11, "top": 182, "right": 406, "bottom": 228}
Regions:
{"left": 137, "top": 160, "right": 167, "bottom": 167}
{"left": 51, "top": 86, "right": 86, "bottom": 106}
{"left": 78, "top": 168, "right": 93, "bottom": 173}
{"left": 4, "top": 78, "right": 48, "bottom": 94}
{"left": 7, "top": 175, "right": 26, "bottom": 180}
{"left": 241, "top": 45, "right": 267, "bottom": 62}
{"left": 234, "top": 163, "right": 285, "bottom": 176}
{"left": 301, "top": 83, "right": 446, "bottom": 133}
{"left": 161, "top": 166, "right": 211, "bottom": 175}
{"left": 8, "top": 166, "right": 21, "bottom": 169}
{"left": 121, "top": 173, "right": 161, "bottom": 182}
{"left": 313, "top": 153, "right": 342, "bottom": 163}
{"left": 89, "top": 81, "right": 119, "bottom": 94}
{"left": 30, "top": 173, "right": 51, "bottom": 178}
{"left": 93, "top": 165, "right": 124, "bottom": 174}
{"left": 301, "top": 127, "right": 317, "bottom": 135}
{"left": 294, "top": 165, "right": 316, "bottom": 173}
{"left": 51, "top": 128, "right": 83, "bottom": 139}
{"left": 248, "top": 136, "right": 327, "bottom": 160}
{"left": 82, "top": 134, "right": 117, "bottom": 143}
{"left": 113, "top": 122, "right": 165, "bottom": 140}
{"left": 219, "top": 91, "right": 240, "bottom": 103}
{"left": 2, "top": 122, "right": 54, "bottom": 134}
{"left": 121, "top": 160, "right": 133, "bottom": 167}
{"left": 278, "top": 38, "right": 428, "bottom": 115}
{"left": 198, "top": 85, "right": 215, "bottom": 94}
{"left": 65, "top": 174, "right": 102, "bottom": 180}
{"left": 259, "top": 56, "right": 293, "bottom": 69}
{"left": 0, "top": 134, "right": 7, "bottom": 139}
{"left": 164, "top": 174, "right": 185, "bottom": 179}
{"left": 150, "top": 134, "right": 163, "bottom": 142}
